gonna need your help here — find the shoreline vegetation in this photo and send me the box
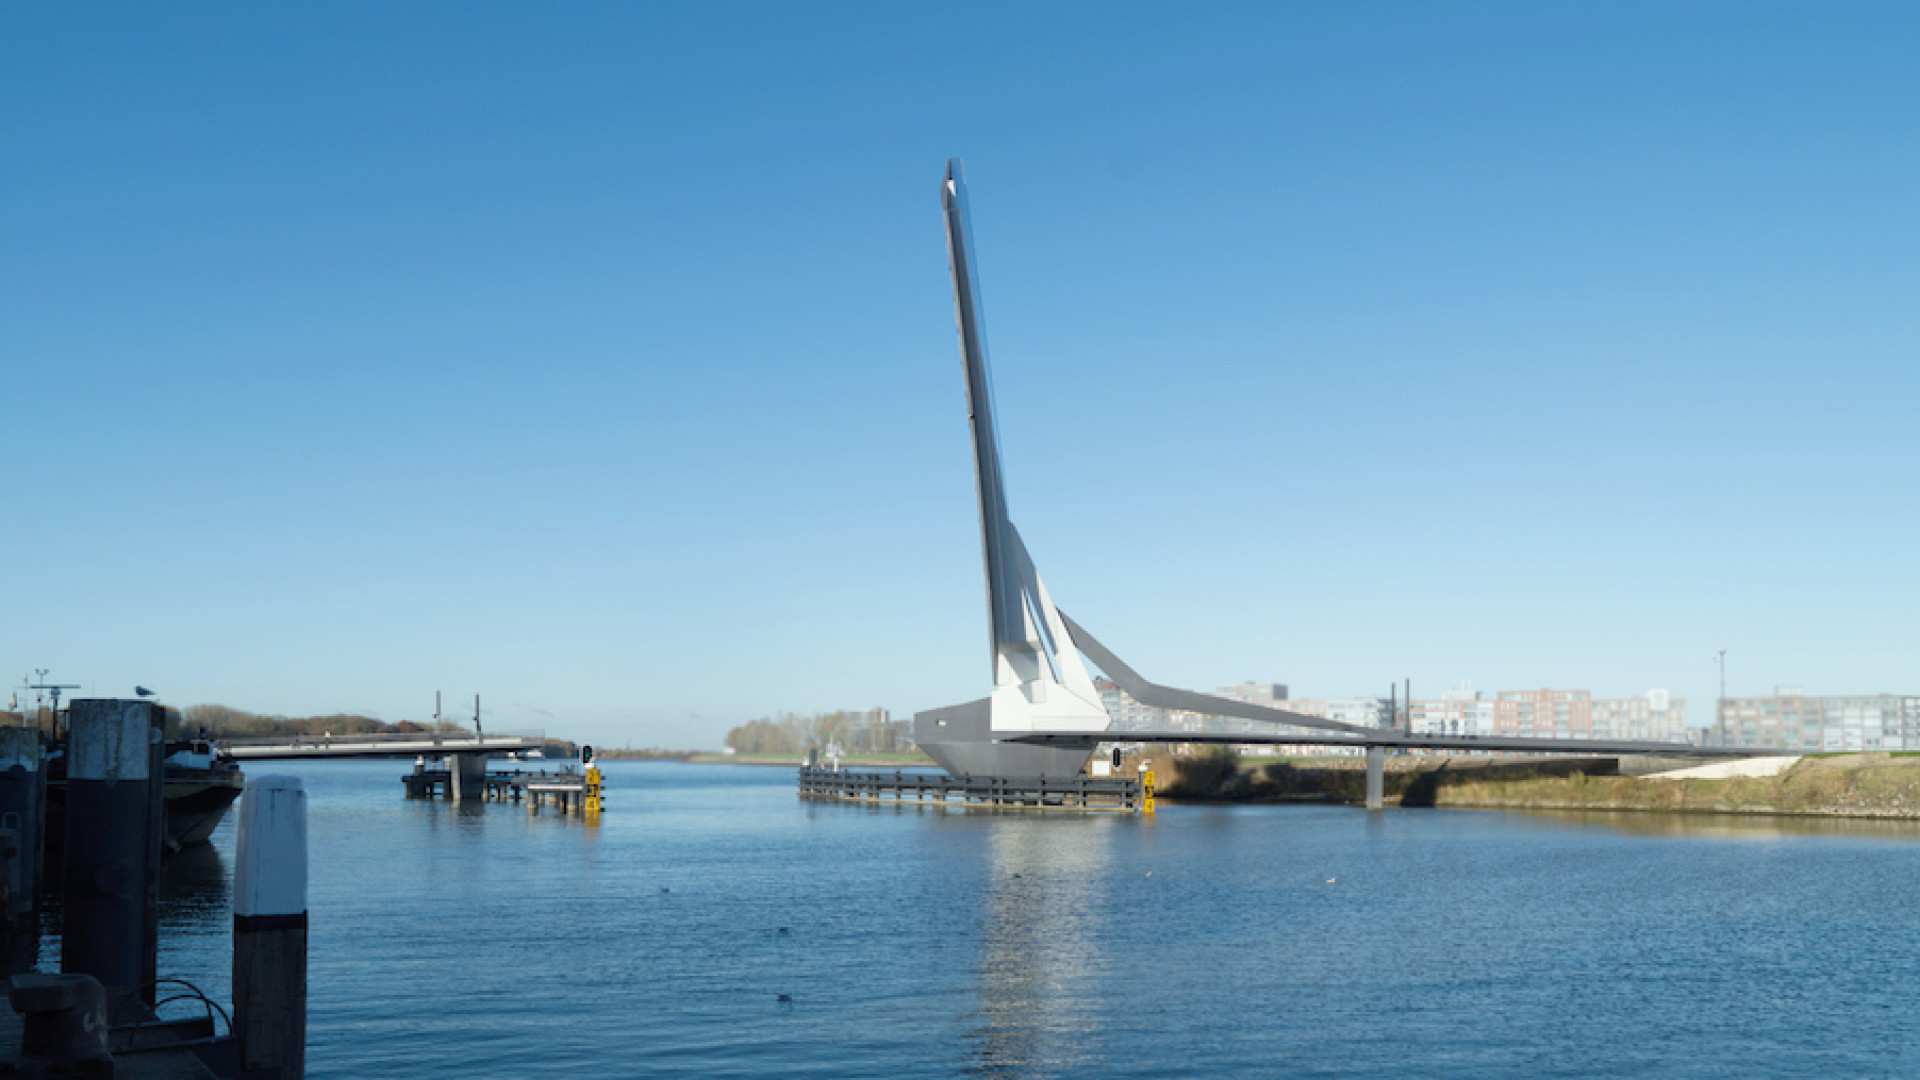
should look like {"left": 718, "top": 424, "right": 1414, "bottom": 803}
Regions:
{"left": 720, "top": 710, "right": 912, "bottom": 758}
{"left": 596, "top": 749, "right": 935, "bottom": 767}
{"left": 1157, "top": 747, "right": 1920, "bottom": 820}
{"left": 1, "top": 703, "right": 481, "bottom": 740}
{"left": 0, "top": 704, "right": 581, "bottom": 757}
{"left": 62, "top": 701, "right": 1908, "bottom": 823}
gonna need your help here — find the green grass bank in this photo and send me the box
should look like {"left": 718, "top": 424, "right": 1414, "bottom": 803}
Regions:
{"left": 1160, "top": 751, "right": 1920, "bottom": 820}
{"left": 679, "top": 751, "right": 936, "bottom": 767}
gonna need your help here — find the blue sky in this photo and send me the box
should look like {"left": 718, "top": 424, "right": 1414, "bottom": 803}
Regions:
{"left": 3, "top": 3, "right": 1915, "bottom": 746}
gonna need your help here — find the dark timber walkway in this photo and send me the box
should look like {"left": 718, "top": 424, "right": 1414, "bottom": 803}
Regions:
{"left": 403, "top": 766, "right": 597, "bottom": 814}
{"left": 799, "top": 767, "right": 1147, "bottom": 812}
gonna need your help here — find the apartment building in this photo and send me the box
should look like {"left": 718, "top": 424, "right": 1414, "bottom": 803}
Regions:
{"left": 1409, "top": 687, "right": 1689, "bottom": 743}
{"left": 1093, "top": 678, "right": 1208, "bottom": 732}
{"left": 1707, "top": 688, "right": 1920, "bottom": 751}
{"left": 1097, "top": 676, "right": 1694, "bottom": 750}
{"left": 1589, "top": 690, "right": 1689, "bottom": 743}
{"left": 1094, "top": 677, "right": 1161, "bottom": 731}
{"left": 1491, "top": 689, "right": 1593, "bottom": 738}
{"left": 1410, "top": 687, "right": 1498, "bottom": 737}
{"left": 1216, "top": 682, "right": 1287, "bottom": 707}
{"left": 1264, "top": 698, "right": 1389, "bottom": 755}
{"left": 1095, "top": 678, "right": 1357, "bottom": 748}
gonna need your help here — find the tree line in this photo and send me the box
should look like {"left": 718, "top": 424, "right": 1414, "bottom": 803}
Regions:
{"left": 176, "top": 704, "right": 468, "bottom": 739}
{"left": 723, "top": 710, "right": 910, "bottom": 755}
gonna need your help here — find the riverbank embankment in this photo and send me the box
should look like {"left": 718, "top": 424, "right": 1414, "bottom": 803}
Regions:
{"left": 602, "top": 751, "right": 937, "bottom": 768}
{"left": 1161, "top": 751, "right": 1920, "bottom": 819}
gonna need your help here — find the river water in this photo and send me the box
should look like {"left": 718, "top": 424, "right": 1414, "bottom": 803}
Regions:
{"left": 136, "top": 760, "right": 1920, "bottom": 1078}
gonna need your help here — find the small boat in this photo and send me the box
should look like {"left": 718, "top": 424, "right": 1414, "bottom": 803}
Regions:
{"left": 44, "top": 738, "right": 246, "bottom": 853}
{"left": 160, "top": 739, "right": 246, "bottom": 848}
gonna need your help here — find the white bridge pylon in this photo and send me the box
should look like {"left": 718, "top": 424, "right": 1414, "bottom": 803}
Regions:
{"left": 943, "top": 159, "right": 1106, "bottom": 736}
{"left": 914, "top": 158, "right": 1779, "bottom": 786}
{"left": 917, "top": 160, "right": 1409, "bottom": 780}
{"left": 986, "top": 523, "right": 1110, "bottom": 735}
{"left": 914, "top": 160, "right": 1111, "bottom": 778}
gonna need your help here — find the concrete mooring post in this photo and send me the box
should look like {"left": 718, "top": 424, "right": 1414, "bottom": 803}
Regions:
{"left": 62, "top": 699, "right": 164, "bottom": 1020}
{"left": 7, "top": 973, "right": 113, "bottom": 1075}
{"left": 1364, "top": 745, "right": 1385, "bottom": 810}
{"left": 0, "top": 728, "right": 45, "bottom": 975}
{"left": 234, "top": 776, "right": 308, "bottom": 1080}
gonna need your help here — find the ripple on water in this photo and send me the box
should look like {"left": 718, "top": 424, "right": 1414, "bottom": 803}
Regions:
{"left": 121, "top": 761, "right": 1920, "bottom": 1079}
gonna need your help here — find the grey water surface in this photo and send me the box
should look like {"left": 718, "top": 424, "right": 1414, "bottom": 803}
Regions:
{"left": 149, "top": 760, "right": 1920, "bottom": 1079}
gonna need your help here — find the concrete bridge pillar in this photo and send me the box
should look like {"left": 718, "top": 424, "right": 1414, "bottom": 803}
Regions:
{"left": 450, "top": 753, "right": 488, "bottom": 802}
{"left": 1364, "top": 745, "right": 1385, "bottom": 811}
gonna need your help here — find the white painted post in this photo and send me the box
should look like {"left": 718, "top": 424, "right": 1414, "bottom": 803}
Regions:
{"left": 234, "top": 776, "right": 307, "bottom": 1080}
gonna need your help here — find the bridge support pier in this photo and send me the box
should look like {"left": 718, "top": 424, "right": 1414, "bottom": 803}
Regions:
{"left": 1364, "top": 745, "right": 1385, "bottom": 810}
{"left": 450, "top": 753, "right": 488, "bottom": 802}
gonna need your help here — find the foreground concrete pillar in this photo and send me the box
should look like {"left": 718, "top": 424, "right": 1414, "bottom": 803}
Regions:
{"left": 0, "top": 729, "right": 45, "bottom": 902}
{"left": 235, "top": 776, "right": 307, "bottom": 1080}
{"left": 1364, "top": 745, "right": 1385, "bottom": 810}
{"left": 62, "top": 699, "right": 163, "bottom": 1020}
{"left": 450, "top": 753, "right": 488, "bottom": 802}
{"left": 0, "top": 729, "right": 45, "bottom": 976}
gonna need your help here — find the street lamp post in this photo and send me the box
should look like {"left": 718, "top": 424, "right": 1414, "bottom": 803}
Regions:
{"left": 1716, "top": 648, "right": 1728, "bottom": 738}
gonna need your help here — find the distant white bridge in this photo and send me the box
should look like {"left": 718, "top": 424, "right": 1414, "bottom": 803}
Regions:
{"left": 217, "top": 731, "right": 548, "bottom": 761}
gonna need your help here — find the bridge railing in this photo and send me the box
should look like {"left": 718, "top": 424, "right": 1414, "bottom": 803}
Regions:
{"left": 214, "top": 728, "right": 548, "bottom": 747}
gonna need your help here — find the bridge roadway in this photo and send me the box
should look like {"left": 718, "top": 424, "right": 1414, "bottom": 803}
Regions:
{"left": 217, "top": 734, "right": 545, "bottom": 761}
{"left": 217, "top": 734, "right": 549, "bottom": 802}
{"left": 1036, "top": 613, "right": 1778, "bottom": 807}
{"left": 1010, "top": 727, "right": 1776, "bottom": 809}
{"left": 1009, "top": 728, "right": 1766, "bottom": 758}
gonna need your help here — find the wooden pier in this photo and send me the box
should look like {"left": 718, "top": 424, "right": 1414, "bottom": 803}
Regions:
{"left": 798, "top": 767, "right": 1148, "bottom": 812}
{"left": 402, "top": 766, "right": 600, "bottom": 815}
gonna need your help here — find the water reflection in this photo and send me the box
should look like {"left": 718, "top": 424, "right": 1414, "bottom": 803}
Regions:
{"left": 160, "top": 843, "right": 230, "bottom": 921}
{"left": 1519, "top": 808, "right": 1920, "bottom": 842}
{"left": 28, "top": 843, "right": 233, "bottom": 987}
{"left": 55, "top": 761, "right": 1920, "bottom": 1079}
{"left": 967, "top": 819, "right": 1114, "bottom": 1078}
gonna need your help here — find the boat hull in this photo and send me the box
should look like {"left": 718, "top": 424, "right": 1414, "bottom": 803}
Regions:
{"left": 46, "top": 763, "right": 245, "bottom": 853}
{"left": 162, "top": 770, "right": 245, "bottom": 847}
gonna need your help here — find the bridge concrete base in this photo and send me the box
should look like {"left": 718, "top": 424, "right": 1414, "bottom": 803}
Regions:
{"left": 450, "top": 753, "right": 488, "bottom": 802}
{"left": 913, "top": 698, "right": 1096, "bottom": 780}
{"left": 1364, "top": 745, "right": 1385, "bottom": 810}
